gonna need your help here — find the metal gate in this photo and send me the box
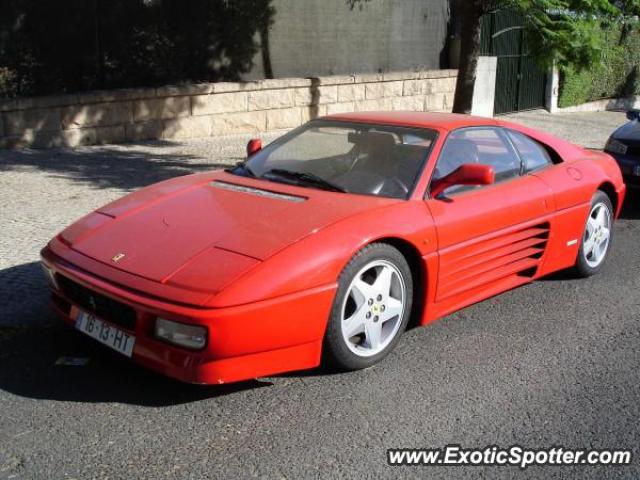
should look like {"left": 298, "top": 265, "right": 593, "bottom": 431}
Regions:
{"left": 480, "top": 9, "right": 547, "bottom": 115}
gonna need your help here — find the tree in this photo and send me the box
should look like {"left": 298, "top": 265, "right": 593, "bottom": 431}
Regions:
{"left": 351, "top": 0, "right": 624, "bottom": 113}
{"left": 452, "top": 0, "right": 620, "bottom": 113}
{"left": 614, "top": 0, "right": 640, "bottom": 43}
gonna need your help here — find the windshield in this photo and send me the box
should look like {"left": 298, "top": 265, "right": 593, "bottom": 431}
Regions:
{"left": 233, "top": 120, "right": 438, "bottom": 199}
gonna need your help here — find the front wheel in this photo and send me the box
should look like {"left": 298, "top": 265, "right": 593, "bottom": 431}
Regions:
{"left": 323, "top": 243, "right": 413, "bottom": 371}
{"left": 573, "top": 191, "right": 613, "bottom": 277}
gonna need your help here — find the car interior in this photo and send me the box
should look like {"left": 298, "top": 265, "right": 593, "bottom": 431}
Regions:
{"left": 331, "top": 131, "right": 428, "bottom": 198}
{"left": 249, "top": 123, "right": 436, "bottom": 199}
{"left": 432, "top": 128, "right": 526, "bottom": 196}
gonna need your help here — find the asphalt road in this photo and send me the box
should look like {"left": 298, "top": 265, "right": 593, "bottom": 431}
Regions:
{"left": 1, "top": 111, "right": 639, "bottom": 479}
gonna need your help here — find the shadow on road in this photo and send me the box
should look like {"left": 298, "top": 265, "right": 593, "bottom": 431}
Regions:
{"left": 620, "top": 188, "right": 640, "bottom": 220}
{"left": 0, "top": 262, "right": 52, "bottom": 327}
{"left": 0, "top": 142, "right": 230, "bottom": 191}
{"left": 0, "top": 261, "right": 271, "bottom": 406}
{"left": 0, "top": 319, "right": 272, "bottom": 406}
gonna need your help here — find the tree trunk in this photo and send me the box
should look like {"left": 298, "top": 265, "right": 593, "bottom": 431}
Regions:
{"left": 260, "top": 25, "right": 274, "bottom": 79}
{"left": 94, "top": 0, "right": 105, "bottom": 89}
{"left": 452, "top": 0, "right": 484, "bottom": 114}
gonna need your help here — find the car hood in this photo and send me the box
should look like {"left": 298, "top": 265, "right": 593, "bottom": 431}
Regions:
{"left": 60, "top": 171, "right": 396, "bottom": 288}
{"left": 612, "top": 120, "right": 640, "bottom": 142}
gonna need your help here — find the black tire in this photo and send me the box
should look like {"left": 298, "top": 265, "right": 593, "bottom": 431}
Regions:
{"left": 323, "top": 243, "right": 413, "bottom": 370}
{"left": 573, "top": 190, "right": 614, "bottom": 278}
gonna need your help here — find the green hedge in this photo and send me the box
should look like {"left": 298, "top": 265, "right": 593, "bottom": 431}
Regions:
{"left": 559, "top": 23, "right": 640, "bottom": 108}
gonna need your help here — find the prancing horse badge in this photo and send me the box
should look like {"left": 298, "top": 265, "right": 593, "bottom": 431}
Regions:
{"left": 112, "top": 253, "right": 126, "bottom": 263}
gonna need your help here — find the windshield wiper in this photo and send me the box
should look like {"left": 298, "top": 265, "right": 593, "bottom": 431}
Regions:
{"left": 225, "top": 162, "right": 257, "bottom": 178}
{"left": 263, "top": 168, "right": 347, "bottom": 193}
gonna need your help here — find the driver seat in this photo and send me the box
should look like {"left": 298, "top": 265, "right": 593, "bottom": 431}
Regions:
{"left": 352, "top": 132, "right": 397, "bottom": 176}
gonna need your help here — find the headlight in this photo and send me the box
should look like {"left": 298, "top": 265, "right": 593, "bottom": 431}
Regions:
{"left": 41, "top": 263, "right": 59, "bottom": 290}
{"left": 154, "top": 318, "right": 207, "bottom": 350}
{"left": 605, "top": 138, "right": 628, "bottom": 155}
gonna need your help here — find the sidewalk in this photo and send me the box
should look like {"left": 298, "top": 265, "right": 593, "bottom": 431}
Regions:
{"left": 501, "top": 109, "right": 625, "bottom": 149}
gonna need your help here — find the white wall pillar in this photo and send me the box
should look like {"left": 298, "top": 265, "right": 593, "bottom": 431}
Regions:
{"left": 471, "top": 56, "right": 497, "bottom": 117}
{"left": 545, "top": 67, "right": 560, "bottom": 113}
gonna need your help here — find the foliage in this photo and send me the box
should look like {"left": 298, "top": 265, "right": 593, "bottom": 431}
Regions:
{"left": 0, "top": 67, "right": 19, "bottom": 98}
{"left": 612, "top": 0, "right": 640, "bottom": 16}
{"left": 446, "top": 0, "right": 620, "bottom": 112}
{"left": 559, "top": 21, "right": 640, "bottom": 107}
{"left": 488, "top": 0, "right": 617, "bottom": 70}
{"left": 0, "top": 0, "right": 275, "bottom": 98}
{"left": 352, "top": 0, "right": 636, "bottom": 112}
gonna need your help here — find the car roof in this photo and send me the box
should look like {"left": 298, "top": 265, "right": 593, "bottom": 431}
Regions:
{"left": 323, "top": 110, "right": 588, "bottom": 160}
{"left": 323, "top": 111, "right": 501, "bottom": 131}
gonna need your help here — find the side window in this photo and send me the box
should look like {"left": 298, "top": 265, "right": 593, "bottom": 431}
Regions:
{"left": 432, "top": 127, "right": 522, "bottom": 194}
{"left": 507, "top": 130, "right": 553, "bottom": 173}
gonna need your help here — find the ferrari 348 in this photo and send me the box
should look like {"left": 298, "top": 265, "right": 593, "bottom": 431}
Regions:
{"left": 41, "top": 112, "right": 625, "bottom": 384}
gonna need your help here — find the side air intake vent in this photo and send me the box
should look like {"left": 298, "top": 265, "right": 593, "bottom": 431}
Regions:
{"left": 438, "top": 222, "right": 551, "bottom": 300}
{"left": 210, "top": 181, "right": 306, "bottom": 203}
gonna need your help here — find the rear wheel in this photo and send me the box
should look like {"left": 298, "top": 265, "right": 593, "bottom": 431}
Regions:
{"left": 574, "top": 191, "right": 613, "bottom": 277}
{"left": 323, "top": 243, "right": 413, "bottom": 370}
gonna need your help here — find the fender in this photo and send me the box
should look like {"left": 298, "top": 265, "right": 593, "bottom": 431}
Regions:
{"left": 207, "top": 200, "right": 438, "bottom": 308}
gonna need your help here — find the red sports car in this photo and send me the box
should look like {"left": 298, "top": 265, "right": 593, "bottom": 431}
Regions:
{"left": 41, "top": 112, "right": 625, "bottom": 384}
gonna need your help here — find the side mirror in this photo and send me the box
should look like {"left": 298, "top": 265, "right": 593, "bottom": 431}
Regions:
{"left": 247, "top": 138, "right": 262, "bottom": 157}
{"left": 626, "top": 110, "right": 640, "bottom": 122}
{"left": 430, "top": 163, "right": 495, "bottom": 199}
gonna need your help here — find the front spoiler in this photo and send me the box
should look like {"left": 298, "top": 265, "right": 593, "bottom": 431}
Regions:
{"left": 42, "top": 246, "right": 336, "bottom": 384}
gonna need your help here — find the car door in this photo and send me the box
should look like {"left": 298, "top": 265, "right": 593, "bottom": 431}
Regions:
{"left": 425, "top": 127, "right": 554, "bottom": 305}
{"left": 504, "top": 128, "right": 597, "bottom": 275}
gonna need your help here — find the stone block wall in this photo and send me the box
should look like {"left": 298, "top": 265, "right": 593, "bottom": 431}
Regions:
{"left": 0, "top": 70, "right": 457, "bottom": 149}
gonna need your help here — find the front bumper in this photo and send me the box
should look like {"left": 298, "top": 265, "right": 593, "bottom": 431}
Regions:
{"left": 609, "top": 152, "right": 640, "bottom": 189}
{"left": 41, "top": 247, "right": 336, "bottom": 384}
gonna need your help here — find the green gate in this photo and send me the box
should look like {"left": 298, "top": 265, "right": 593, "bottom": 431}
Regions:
{"left": 480, "top": 9, "right": 547, "bottom": 115}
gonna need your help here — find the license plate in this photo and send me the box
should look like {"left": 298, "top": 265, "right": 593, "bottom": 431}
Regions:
{"left": 75, "top": 310, "right": 135, "bottom": 357}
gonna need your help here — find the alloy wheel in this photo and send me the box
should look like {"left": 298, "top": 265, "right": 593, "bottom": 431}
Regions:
{"left": 340, "top": 260, "right": 406, "bottom": 357}
{"left": 583, "top": 202, "right": 612, "bottom": 268}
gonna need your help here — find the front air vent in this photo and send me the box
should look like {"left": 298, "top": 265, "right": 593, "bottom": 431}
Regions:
{"left": 210, "top": 181, "right": 306, "bottom": 203}
{"left": 57, "top": 275, "right": 137, "bottom": 331}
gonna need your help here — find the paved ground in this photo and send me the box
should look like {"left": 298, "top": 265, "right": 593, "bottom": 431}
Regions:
{"left": 503, "top": 110, "right": 627, "bottom": 149}
{"left": 0, "top": 110, "right": 639, "bottom": 479}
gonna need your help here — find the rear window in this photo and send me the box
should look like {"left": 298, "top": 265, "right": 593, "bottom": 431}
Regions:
{"left": 507, "top": 130, "right": 553, "bottom": 173}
